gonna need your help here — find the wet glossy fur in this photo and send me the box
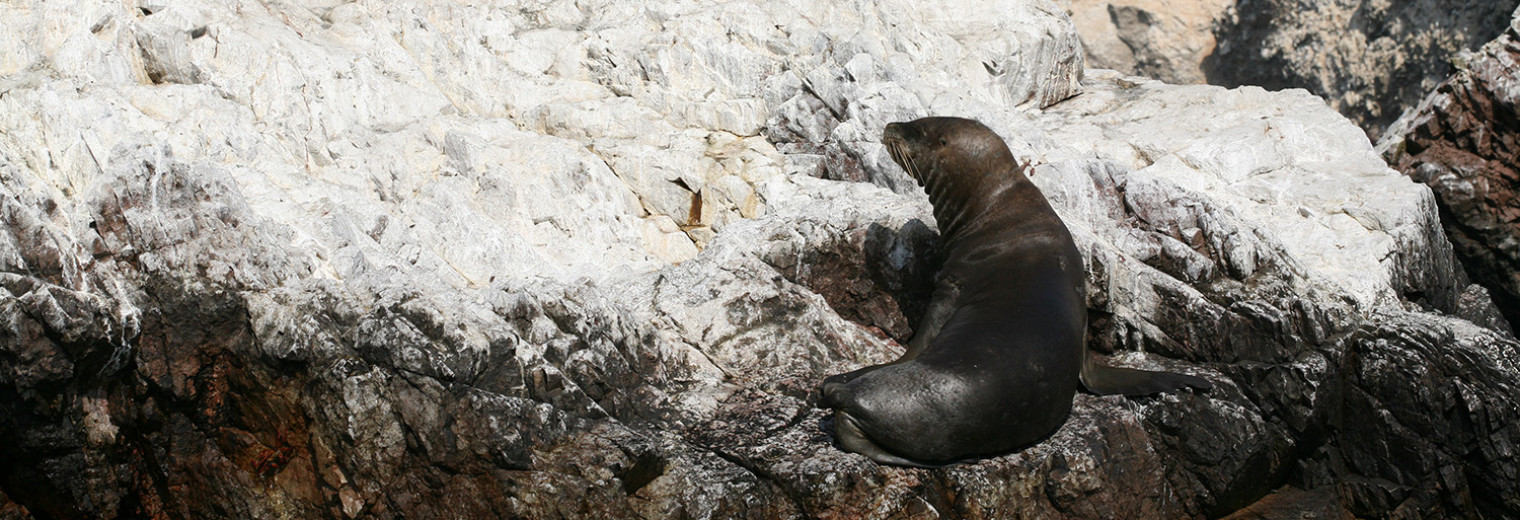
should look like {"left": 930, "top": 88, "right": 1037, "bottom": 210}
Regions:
{"left": 820, "top": 117, "right": 1210, "bottom": 467}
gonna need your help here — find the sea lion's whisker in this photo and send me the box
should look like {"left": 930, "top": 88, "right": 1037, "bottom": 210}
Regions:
{"left": 894, "top": 142, "right": 923, "bottom": 181}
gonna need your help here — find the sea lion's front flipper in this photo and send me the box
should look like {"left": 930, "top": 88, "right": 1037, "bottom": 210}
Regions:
{"left": 896, "top": 277, "right": 962, "bottom": 362}
{"left": 1080, "top": 357, "right": 1213, "bottom": 396}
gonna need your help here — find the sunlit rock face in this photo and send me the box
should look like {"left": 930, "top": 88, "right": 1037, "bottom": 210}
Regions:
{"left": 1, "top": 1, "right": 1515, "bottom": 519}
{"left": 1055, "top": 0, "right": 1520, "bottom": 140}
{"left": 1055, "top": 0, "right": 1232, "bottom": 85}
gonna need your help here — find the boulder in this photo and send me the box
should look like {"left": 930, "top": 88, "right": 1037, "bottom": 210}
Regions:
{"left": 1381, "top": 6, "right": 1520, "bottom": 340}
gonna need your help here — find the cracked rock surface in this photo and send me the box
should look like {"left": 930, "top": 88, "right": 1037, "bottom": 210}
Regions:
{"left": 1, "top": 0, "right": 1516, "bottom": 518}
{"left": 1382, "top": 6, "right": 1520, "bottom": 344}
{"left": 1055, "top": 0, "right": 1520, "bottom": 140}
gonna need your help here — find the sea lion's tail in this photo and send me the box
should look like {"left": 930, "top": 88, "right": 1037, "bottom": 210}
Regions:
{"left": 1080, "top": 357, "right": 1213, "bottom": 397}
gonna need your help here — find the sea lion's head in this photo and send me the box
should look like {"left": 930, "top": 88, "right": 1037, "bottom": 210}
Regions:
{"left": 882, "top": 117, "right": 1025, "bottom": 237}
{"left": 882, "top": 117, "right": 1017, "bottom": 189}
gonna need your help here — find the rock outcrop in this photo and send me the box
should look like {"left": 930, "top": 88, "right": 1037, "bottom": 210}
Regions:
{"left": 1057, "top": 0, "right": 1520, "bottom": 140}
{"left": 1207, "top": 0, "right": 1520, "bottom": 140}
{"left": 1056, "top": 0, "right": 1232, "bottom": 85}
{"left": 1381, "top": 7, "right": 1520, "bottom": 348}
{"left": 1, "top": 0, "right": 1517, "bottom": 519}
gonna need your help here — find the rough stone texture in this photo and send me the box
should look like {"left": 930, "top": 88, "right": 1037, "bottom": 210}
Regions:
{"left": 1381, "top": 7, "right": 1520, "bottom": 339}
{"left": 1, "top": 1, "right": 1517, "bottom": 519}
{"left": 1055, "top": 0, "right": 1232, "bottom": 84}
{"left": 1207, "top": 0, "right": 1520, "bottom": 141}
{"left": 1219, "top": 486, "right": 1355, "bottom": 520}
{"left": 1055, "top": 0, "right": 1520, "bottom": 140}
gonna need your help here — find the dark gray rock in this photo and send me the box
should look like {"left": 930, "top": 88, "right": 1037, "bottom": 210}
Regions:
{"left": 1208, "top": 0, "right": 1520, "bottom": 140}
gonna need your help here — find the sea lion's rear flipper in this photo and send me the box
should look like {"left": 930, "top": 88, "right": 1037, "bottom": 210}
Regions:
{"left": 1080, "top": 358, "right": 1213, "bottom": 397}
{"left": 832, "top": 410, "right": 945, "bottom": 468}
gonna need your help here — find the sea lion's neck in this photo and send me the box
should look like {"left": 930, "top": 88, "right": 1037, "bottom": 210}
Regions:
{"left": 926, "top": 162, "right": 1038, "bottom": 245}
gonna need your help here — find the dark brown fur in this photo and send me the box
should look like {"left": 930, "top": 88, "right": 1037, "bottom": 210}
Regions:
{"left": 820, "top": 117, "right": 1209, "bottom": 467}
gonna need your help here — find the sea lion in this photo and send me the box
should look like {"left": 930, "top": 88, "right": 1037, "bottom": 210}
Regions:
{"left": 820, "top": 117, "right": 1211, "bottom": 467}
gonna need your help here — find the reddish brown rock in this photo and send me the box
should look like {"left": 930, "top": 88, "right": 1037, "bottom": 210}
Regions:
{"left": 1221, "top": 486, "right": 1354, "bottom": 520}
{"left": 1381, "top": 11, "right": 1520, "bottom": 331}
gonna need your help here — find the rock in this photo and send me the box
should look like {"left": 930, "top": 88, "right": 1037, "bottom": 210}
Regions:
{"left": 1335, "top": 311, "right": 1520, "bottom": 517}
{"left": 1381, "top": 6, "right": 1520, "bottom": 335}
{"left": 1055, "top": 0, "right": 1520, "bottom": 140}
{"left": 1220, "top": 486, "right": 1354, "bottom": 520}
{"left": 1025, "top": 73, "right": 1516, "bottom": 519}
{"left": 1208, "top": 0, "right": 1520, "bottom": 140}
{"left": 1456, "top": 284, "right": 1515, "bottom": 338}
{"left": 1055, "top": 0, "right": 1233, "bottom": 84}
{"left": 0, "top": 489, "right": 29, "bottom": 520}
{"left": 1, "top": 0, "right": 1517, "bottom": 519}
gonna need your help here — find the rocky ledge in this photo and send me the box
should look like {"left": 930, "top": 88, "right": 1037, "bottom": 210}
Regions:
{"left": 1, "top": 0, "right": 1516, "bottom": 518}
{"left": 1381, "top": 6, "right": 1520, "bottom": 343}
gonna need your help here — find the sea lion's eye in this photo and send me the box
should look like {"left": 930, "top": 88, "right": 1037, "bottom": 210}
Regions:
{"left": 939, "top": 137, "right": 949, "bottom": 146}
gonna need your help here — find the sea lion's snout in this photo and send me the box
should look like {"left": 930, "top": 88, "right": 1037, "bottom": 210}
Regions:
{"left": 882, "top": 122, "right": 924, "bottom": 184}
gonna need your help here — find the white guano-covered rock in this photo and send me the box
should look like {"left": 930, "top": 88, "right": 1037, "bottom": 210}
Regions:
{"left": 1027, "top": 74, "right": 1450, "bottom": 313}
{"left": 1, "top": 0, "right": 1085, "bottom": 284}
